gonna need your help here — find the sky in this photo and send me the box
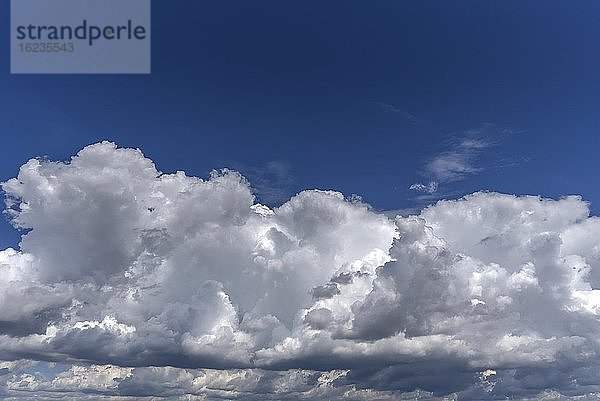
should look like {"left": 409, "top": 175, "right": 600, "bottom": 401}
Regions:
{"left": 1, "top": 1, "right": 600, "bottom": 400}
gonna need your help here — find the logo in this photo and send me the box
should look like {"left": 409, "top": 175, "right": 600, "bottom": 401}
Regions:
{"left": 11, "top": 0, "right": 151, "bottom": 74}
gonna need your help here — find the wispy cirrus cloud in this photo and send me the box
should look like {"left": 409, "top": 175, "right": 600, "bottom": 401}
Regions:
{"left": 410, "top": 124, "right": 510, "bottom": 197}
{"left": 226, "top": 160, "right": 296, "bottom": 206}
{"left": 369, "top": 101, "right": 427, "bottom": 125}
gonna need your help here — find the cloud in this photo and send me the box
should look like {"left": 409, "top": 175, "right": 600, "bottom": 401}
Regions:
{"left": 237, "top": 160, "right": 296, "bottom": 205}
{"left": 410, "top": 124, "right": 509, "bottom": 196}
{"left": 369, "top": 101, "right": 427, "bottom": 125}
{"left": 1, "top": 142, "right": 600, "bottom": 399}
{"left": 410, "top": 181, "right": 438, "bottom": 194}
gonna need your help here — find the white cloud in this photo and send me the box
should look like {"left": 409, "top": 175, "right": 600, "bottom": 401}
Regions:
{"left": 410, "top": 124, "right": 508, "bottom": 195}
{"left": 370, "top": 101, "right": 427, "bottom": 125}
{"left": 0, "top": 142, "right": 600, "bottom": 399}
{"left": 410, "top": 181, "right": 438, "bottom": 194}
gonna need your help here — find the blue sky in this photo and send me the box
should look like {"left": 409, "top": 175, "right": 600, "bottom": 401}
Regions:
{"left": 1, "top": 0, "right": 599, "bottom": 248}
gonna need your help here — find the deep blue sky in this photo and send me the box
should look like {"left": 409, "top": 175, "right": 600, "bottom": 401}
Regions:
{"left": 1, "top": 0, "right": 600, "bottom": 248}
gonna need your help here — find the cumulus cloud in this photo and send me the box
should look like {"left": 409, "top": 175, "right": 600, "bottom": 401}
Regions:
{"left": 410, "top": 181, "right": 438, "bottom": 194}
{"left": 1, "top": 142, "right": 600, "bottom": 399}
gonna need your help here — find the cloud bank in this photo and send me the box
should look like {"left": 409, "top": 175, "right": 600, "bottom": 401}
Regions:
{"left": 1, "top": 142, "right": 600, "bottom": 400}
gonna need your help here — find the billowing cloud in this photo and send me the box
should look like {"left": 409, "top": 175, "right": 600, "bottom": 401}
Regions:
{"left": 1, "top": 142, "right": 600, "bottom": 399}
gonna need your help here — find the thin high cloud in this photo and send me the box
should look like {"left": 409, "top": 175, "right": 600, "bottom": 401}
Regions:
{"left": 411, "top": 124, "right": 509, "bottom": 197}
{"left": 369, "top": 101, "right": 427, "bottom": 125}
{"left": 1, "top": 143, "right": 600, "bottom": 400}
{"left": 237, "top": 160, "right": 295, "bottom": 205}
